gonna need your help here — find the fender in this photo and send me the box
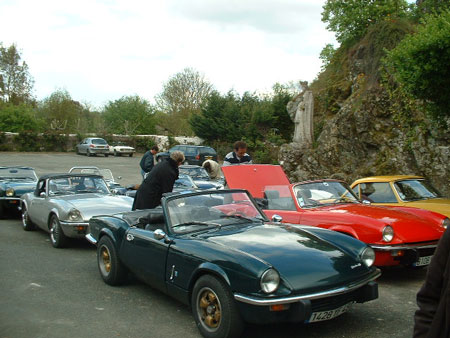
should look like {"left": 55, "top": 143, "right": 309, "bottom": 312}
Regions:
{"left": 328, "top": 225, "right": 359, "bottom": 239}
{"left": 188, "top": 262, "right": 231, "bottom": 292}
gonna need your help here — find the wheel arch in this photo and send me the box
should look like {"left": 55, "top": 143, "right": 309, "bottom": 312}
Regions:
{"left": 328, "top": 225, "right": 359, "bottom": 239}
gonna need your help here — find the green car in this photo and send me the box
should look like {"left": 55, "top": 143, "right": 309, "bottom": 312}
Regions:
{"left": 87, "top": 189, "right": 380, "bottom": 338}
{"left": 0, "top": 166, "right": 37, "bottom": 217}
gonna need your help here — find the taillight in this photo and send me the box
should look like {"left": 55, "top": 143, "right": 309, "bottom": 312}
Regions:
{"left": 89, "top": 144, "right": 95, "bottom": 148}
{"left": 196, "top": 154, "right": 200, "bottom": 160}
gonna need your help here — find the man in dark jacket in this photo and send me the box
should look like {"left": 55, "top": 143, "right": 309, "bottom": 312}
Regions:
{"left": 132, "top": 151, "right": 185, "bottom": 210}
{"left": 223, "top": 141, "right": 252, "bottom": 166}
{"left": 413, "top": 226, "right": 450, "bottom": 338}
{"left": 139, "top": 145, "right": 159, "bottom": 178}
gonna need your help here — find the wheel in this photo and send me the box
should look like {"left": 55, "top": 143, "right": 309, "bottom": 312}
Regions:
{"left": 105, "top": 153, "right": 109, "bottom": 157}
{"left": 129, "top": 153, "right": 133, "bottom": 157}
{"left": 22, "top": 205, "right": 35, "bottom": 231}
{"left": 49, "top": 215, "right": 68, "bottom": 248}
{"left": 97, "top": 236, "right": 127, "bottom": 285}
{"left": 76, "top": 147, "right": 80, "bottom": 155}
{"left": 191, "top": 275, "right": 244, "bottom": 338}
{"left": 114, "top": 150, "right": 118, "bottom": 157}
{"left": 87, "top": 149, "right": 92, "bottom": 157}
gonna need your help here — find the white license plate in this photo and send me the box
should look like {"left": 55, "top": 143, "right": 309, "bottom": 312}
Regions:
{"left": 307, "top": 302, "right": 354, "bottom": 323}
{"left": 414, "top": 255, "right": 433, "bottom": 267}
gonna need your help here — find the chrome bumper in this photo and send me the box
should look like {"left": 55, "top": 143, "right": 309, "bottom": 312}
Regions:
{"left": 234, "top": 269, "right": 381, "bottom": 306}
{"left": 59, "top": 221, "right": 89, "bottom": 238}
{"left": 370, "top": 241, "right": 438, "bottom": 251}
{"left": 85, "top": 233, "right": 98, "bottom": 245}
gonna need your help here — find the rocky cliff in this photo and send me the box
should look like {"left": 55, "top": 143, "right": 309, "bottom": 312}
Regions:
{"left": 279, "top": 22, "right": 450, "bottom": 196}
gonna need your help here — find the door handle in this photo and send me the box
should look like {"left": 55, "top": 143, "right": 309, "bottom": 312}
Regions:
{"left": 126, "top": 234, "right": 134, "bottom": 241}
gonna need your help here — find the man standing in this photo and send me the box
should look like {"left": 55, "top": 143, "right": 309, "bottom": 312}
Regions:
{"left": 139, "top": 145, "right": 159, "bottom": 178}
{"left": 223, "top": 141, "right": 252, "bottom": 166}
{"left": 132, "top": 151, "right": 185, "bottom": 210}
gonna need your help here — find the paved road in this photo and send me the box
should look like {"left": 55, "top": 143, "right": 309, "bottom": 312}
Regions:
{"left": 0, "top": 152, "right": 427, "bottom": 338}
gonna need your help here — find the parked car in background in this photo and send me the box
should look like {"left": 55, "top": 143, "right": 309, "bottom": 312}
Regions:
{"left": 0, "top": 166, "right": 38, "bottom": 217}
{"left": 76, "top": 138, "right": 110, "bottom": 157}
{"left": 109, "top": 142, "right": 135, "bottom": 157}
{"left": 87, "top": 189, "right": 380, "bottom": 338}
{"left": 68, "top": 166, "right": 125, "bottom": 194}
{"left": 179, "top": 164, "right": 224, "bottom": 189}
{"left": 20, "top": 173, "right": 133, "bottom": 248}
{"left": 156, "top": 145, "right": 217, "bottom": 165}
{"left": 351, "top": 175, "right": 450, "bottom": 218}
{"left": 222, "top": 165, "right": 449, "bottom": 267}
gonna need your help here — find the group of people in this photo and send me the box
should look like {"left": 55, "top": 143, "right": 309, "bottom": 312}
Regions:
{"left": 132, "top": 140, "right": 252, "bottom": 211}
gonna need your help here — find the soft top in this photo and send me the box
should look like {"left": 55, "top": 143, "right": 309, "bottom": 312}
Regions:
{"left": 122, "top": 208, "right": 164, "bottom": 227}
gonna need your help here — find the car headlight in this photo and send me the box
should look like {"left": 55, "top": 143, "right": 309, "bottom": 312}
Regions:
{"left": 442, "top": 218, "right": 450, "bottom": 229}
{"left": 360, "top": 247, "right": 375, "bottom": 267}
{"left": 382, "top": 225, "right": 394, "bottom": 242}
{"left": 260, "top": 268, "right": 280, "bottom": 294}
{"left": 6, "top": 187, "right": 15, "bottom": 197}
{"left": 68, "top": 209, "right": 83, "bottom": 221}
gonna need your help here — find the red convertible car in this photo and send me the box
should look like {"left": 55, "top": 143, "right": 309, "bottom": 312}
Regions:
{"left": 222, "top": 165, "right": 449, "bottom": 267}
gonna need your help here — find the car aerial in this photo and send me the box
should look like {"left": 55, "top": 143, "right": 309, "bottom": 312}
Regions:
{"left": 0, "top": 166, "right": 38, "bottom": 217}
{"left": 222, "top": 165, "right": 449, "bottom": 268}
{"left": 76, "top": 137, "right": 110, "bottom": 157}
{"left": 20, "top": 173, "right": 133, "bottom": 248}
{"left": 68, "top": 166, "right": 125, "bottom": 194}
{"left": 86, "top": 188, "right": 380, "bottom": 338}
{"left": 179, "top": 164, "right": 224, "bottom": 190}
{"left": 109, "top": 142, "right": 135, "bottom": 157}
{"left": 350, "top": 175, "right": 450, "bottom": 218}
{"left": 156, "top": 145, "right": 217, "bottom": 165}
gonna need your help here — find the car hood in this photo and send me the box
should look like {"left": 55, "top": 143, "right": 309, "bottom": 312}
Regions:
{"left": 304, "top": 203, "right": 445, "bottom": 243}
{"left": 207, "top": 223, "right": 372, "bottom": 292}
{"left": 0, "top": 180, "right": 37, "bottom": 197}
{"left": 222, "top": 165, "right": 289, "bottom": 198}
{"left": 56, "top": 194, "right": 133, "bottom": 220}
{"left": 403, "top": 198, "right": 450, "bottom": 218}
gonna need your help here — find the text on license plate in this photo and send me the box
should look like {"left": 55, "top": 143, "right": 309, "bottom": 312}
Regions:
{"left": 307, "top": 302, "right": 354, "bottom": 323}
{"left": 414, "top": 255, "right": 433, "bottom": 267}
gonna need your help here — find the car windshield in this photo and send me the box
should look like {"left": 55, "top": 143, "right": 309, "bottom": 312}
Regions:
{"left": 263, "top": 185, "right": 297, "bottom": 210}
{"left": 70, "top": 167, "right": 115, "bottom": 182}
{"left": 174, "top": 175, "right": 197, "bottom": 190}
{"left": 293, "top": 181, "right": 359, "bottom": 207}
{"left": 179, "top": 167, "right": 210, "bottom": 179}
{"left": 166, "top": 190, "right": 265, "bottom": 234}
{"left": 92, "top": 138, "right": 107, "bottom": 145}
{"left": 0, "top": 167, "right": 37, "bottom": 181}
{"left": 394, "top": 179, "right": 442, "bottom": 201}
{"left": 48, "top": 176, "right": 110, "bottom": 195}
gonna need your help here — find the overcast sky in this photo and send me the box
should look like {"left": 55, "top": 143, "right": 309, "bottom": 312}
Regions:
{"left": 1, "top": 0, "right": 336, "bottom": 108}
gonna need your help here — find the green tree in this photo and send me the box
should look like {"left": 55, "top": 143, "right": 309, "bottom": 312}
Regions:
{"left": 319, "top": 44, "right": 336, "bottom": 70}
{"left": 384, "top": 9, "right": 450, "bottom": 121}
{"left": 103, "top": 95, "right": 156, "bottom": 135}
{"left": 322, "top": 0, "right": 410, "bottom": 43}
{"left": 155, "top": 68, "right": 214, "bottom": 135}
{"left": 0, "top": 43, "right": 34, "bottom": 104}
{"left": 0, "top": 103, "right": 42, "bottom": 132}
{"left": 37, "top": 89, "right": 85, "bottom": 132}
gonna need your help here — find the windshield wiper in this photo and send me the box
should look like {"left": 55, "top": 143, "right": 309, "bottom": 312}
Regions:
{"left": 172, "top": 221, "right": 221, "bottom": 228}
{"left": 220, "top": 214, "right": 258, "bottom": 222}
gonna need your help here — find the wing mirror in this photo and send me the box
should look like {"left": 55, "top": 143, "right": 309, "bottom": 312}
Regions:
{"left": 271, "top": 214, "right": 282, "bottom": 223}
{"left": 362, "top": 199, "right": 371, "bottom": 205}
{"left": 154, "top": 229, "right": 171, "bottom": 244}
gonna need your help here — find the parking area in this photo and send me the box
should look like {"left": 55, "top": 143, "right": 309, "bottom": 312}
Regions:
{"left": 0, "top": 152, "right": 426, "bottom": 338}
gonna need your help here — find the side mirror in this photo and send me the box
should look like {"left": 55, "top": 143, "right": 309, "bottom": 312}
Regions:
{"left": 154, "top": 229, "right": 171, "bottom": 244}
{"left": 362, "top": 199, "right": 371, "bottom": 205}
{"left": 272, "top": 214, "right": 282, "bottom": 223}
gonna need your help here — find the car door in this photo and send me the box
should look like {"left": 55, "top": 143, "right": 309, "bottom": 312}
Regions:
{"left": 28, "top": 179, "right": 50, "bottom": 229}
{"left": 119, "top": 228, "right": 170, "bottom": 292}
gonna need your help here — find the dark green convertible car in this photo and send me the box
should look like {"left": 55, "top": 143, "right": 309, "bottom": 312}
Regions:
{"left": 87, "top": 189, "right": 380, "bottom": 338}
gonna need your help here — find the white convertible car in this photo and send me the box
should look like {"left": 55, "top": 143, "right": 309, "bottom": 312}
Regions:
{"left": 20, "top": 173, "right": 133, "bottom": 248}
{"left": 109, "top": 142, "right": 135, "bottom": 157}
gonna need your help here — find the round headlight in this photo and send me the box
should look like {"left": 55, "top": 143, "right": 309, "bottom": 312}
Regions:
{"left": 260, "top": 268, "right": 280, "bottom": 294}
{"left": 360, "top": 247, "right": 375, "bottom": 267}
{"left": 382, "top": 225, "right": 394, "bottom": 242}
{"left": 6, "top": 187, "right": 15, "bottom": 197}
{"left": 68, "top": 209, "right": 82, "bottom": 221}
{"left": 442, "top": 218, "right": 450, "bottom": 229}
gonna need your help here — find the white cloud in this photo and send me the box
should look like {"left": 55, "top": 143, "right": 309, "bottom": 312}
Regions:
{"left": 0, "top": 0, "right": 336, "bottom": 108}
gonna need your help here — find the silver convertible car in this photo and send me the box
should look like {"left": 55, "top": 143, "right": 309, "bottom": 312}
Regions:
{"left": 20, "top": 173, "right": 133, "bottom": 248}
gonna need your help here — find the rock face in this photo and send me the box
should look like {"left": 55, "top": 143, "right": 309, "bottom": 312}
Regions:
{"left": 280, "top": 59, "right": 450, "bottom": 197}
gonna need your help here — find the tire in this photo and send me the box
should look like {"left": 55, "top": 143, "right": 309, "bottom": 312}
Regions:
{"left": 97, "top": 236, "right": 127, "bottom": 286}
{"left": 87, "top": 149, "right": 92, "bottom": 157}
{"left": 22, "top": 205, "right": 35, "bottom": 231}
{"left": 76, "top": 147, "right": 80, "bottom": 155}
{"left": 114, "top": 150, "right": 118, "bottom": 157}
{"left": 191, "top": 275, "right": 244, "bottom": 338}
{"left": 105, "top": 153, "right": 109, "bottom": 157}
{"left": 129, "top": 153, "right": 133, "bottom": 157}
{"left": 49, "top": 215, "right": 68, "bottom": 248}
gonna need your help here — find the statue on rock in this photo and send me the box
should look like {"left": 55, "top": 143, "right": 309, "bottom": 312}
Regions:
{"left": 286, "top": 81, "right": 314, "bottom": 146}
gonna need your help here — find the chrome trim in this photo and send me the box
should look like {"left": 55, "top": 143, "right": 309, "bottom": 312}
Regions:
{"left": 370, "top": 242, "right": 438, "bottom": 251}
{"left": 233, "top": 269, "right": 381, "bottom": 306}
{"left": 59, "top": 221, "right": 89, "bottom": 227}
{"left": 0, "top": 197, "right": 20, "bottom": 201}
{"left": 85, "top": 233, "right": 97, "bottom": 245}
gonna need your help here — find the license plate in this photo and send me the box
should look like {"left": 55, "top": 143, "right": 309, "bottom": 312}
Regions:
{"left": 414, "top": 255, "right": 433, "bottom": 267}
{"left": 307, "top": 302, "right": 354, "bottom": 323}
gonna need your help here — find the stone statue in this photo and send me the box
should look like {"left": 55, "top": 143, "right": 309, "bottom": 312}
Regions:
{"left": 287, "top": 84, "right": 314, "bottom": 146}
